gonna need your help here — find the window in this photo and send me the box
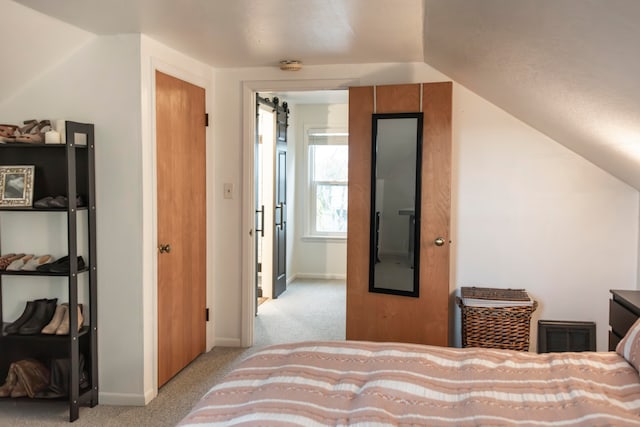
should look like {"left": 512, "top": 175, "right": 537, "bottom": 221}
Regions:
{"left": 307, "top": 129, "right": 348, "bottom": 237}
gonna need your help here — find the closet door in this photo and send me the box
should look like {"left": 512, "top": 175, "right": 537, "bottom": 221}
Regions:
{"left": 156, "top": 71, "right": 207, "bottom": 387}
{"left": 346, "top": 83, "right": 452, "bottom": 346}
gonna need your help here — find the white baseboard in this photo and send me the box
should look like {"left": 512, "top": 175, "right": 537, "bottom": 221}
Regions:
{"left": 294, "top": 273, "right": 346, "bottom": 280}
{"left": 286, "top": 274, "right": 297, "bottom": 285}
{"left": 99, "top": 391, "right": 150, "bottom": 406}
{"left": 215, "top": 337, "right": 242, "bottom": 347}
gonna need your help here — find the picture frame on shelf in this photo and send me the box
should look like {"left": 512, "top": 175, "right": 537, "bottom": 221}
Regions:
{"left": 0, "top": 165, "right": 35, "bottom": 207}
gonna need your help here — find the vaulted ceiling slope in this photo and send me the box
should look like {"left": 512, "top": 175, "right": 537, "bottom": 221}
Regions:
{"left": 0, "top": 0, "right": 93, "bottom": 109}
{"left": 8, "top": 0, "right": 640, "bottom": 190}
{"left": 424, "top": 0, "right": 640, "bottom": 190}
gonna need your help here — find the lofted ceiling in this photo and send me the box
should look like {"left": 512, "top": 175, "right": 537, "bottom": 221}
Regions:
{"left": 9, "top": 0, "right": 640, "bottom": 190}
{"left": 424, "top": 0, "right": 640, "bottom": 191}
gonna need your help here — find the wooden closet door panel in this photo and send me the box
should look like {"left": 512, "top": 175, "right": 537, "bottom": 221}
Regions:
{"left": 375, "top": 84, "right": 421, "bottom": 113}
{"left": 420, "top": 82, "right": 452, "bottom": 345}
{"left": 346, "top": 83, "right": 452, "bottom": 346}
{"left": 156, "top": 71, "right": 206, "bottom": 387}
{"left": 346, "top": 86, "right": 374, "bottom": 339}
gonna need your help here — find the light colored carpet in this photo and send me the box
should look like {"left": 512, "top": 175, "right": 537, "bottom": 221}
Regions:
{"left": 0, "top": 278, "right": 346, "bottom": 426}
{"left": 255, "top": 278, "right": 346, "bottom": 347}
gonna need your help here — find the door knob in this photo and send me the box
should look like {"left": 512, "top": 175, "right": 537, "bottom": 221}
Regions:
{"left": 434, "top": 237, "right": 445, "bottom": 247}
{"left": 158, "top": 244, "right": 172, "bottom": 254}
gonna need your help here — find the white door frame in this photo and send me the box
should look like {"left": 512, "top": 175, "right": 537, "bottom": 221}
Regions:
{"left": 240, "top": 78, "right": 357, "bottom": 347}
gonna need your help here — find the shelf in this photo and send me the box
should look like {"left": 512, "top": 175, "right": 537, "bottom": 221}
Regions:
{"left": 1, "top": 325, "right": 90, "bottom": 339}
{"left": 0, "top": 143, "right": 87, "bottom": 149}
{"left": 0, "top": 386, "right": 94, "bottom": 403}
{"left": 0, "top": 267, "right": 90, "bottom": 277}
{"left": 0, "top": 206, "right": 89, "bottom": 212}
{"left": 0, "top": 121, "right": 98, "bottom": 421}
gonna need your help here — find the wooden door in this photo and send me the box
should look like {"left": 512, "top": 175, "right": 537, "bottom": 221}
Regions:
{"left": 156, "top": 71, "right": 206, "bottom": 387}
{"left": 346, "top": 83, "right": 452, "bottom": 346}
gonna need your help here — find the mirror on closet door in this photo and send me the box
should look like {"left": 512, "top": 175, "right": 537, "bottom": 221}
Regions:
{"left": 369, "top": 113, "right": 423, "bottom": 297}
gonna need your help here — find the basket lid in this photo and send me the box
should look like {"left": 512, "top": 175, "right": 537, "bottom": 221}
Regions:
{"left": 461, "top": 286, "right": 530, "bottom": 301}
{"left": 460, "top": 286, "right": 533, "bottom": 307}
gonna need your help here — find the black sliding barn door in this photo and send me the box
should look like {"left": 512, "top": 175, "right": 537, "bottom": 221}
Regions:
{"left": 273, "top": 98, "right": 288, "bottom": 298}
{"left": 255, "top": 95, "right": 288, "bottom": 301}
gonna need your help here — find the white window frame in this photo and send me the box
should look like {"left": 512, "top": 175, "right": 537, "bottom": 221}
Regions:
{"left": 305, "top": 127, "right": 348, "bottom": 240}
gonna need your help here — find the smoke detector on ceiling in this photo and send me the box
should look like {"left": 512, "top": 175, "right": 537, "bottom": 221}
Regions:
{"left": 279, "top": 60, "right": 303, "bottom": 71}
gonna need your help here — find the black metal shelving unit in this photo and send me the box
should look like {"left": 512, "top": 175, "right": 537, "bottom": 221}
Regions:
{"left": 0, "top": 121, "right": 98, "bottom": 422}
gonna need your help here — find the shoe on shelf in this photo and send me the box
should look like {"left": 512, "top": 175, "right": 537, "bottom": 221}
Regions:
{"left": 0, "top": 124, "right": 18, "bottom": 144}
{"left": 33, "top": 196, "right": 54, "bottom": 209}
{"left": 0, "top": 363, "right": 18, "bottom": 397}
{"left": 22, "top": 255, "right": 54, "bottom": 271}
{"left": 14, "top": 119, "right": 52, "bottom": 144}
{"left": 0, "top": 253, "right": 15, "bottom": 269}
{"left": 41, "top": 303, "right": 67, "bottom": 334}
{"left": 18, "top": 298, "right": 57, "bottom": 335}
{"left": 36, "top": 255, "right": 70, "bottom": 273}
{"left": 49, "top": 256, "right": 85, "bottom": 273}
{"left": 0, "top": 119, "right": 37, "bottom": 143}
{"left": 5, "top": 254, "right": 34, "bottom": 271}
{"left": 33, "top": 195, "right": 85, "bottom": 209}
{"left": 0, "top": 253, "right": 25, "bottom": 271}
{"left": 4, "top": 300, "right": 40, "bottom": 335}
{"left": 36, "top": 256, "right": 63, "bottom": 272}
{"left": 55, "top": 304, "right": 83, "bottom": 335}
{"left": 48, "top": 195, "right": 68, "bottom": 208}
{"left": 12, "top": 359, "right": 51, "bottom": 398}
{"left": 10, "top": 384, "right": 26, "bottom": 398}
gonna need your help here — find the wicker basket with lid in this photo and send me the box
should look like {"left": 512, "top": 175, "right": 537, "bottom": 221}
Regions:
{"left": 456, "top": 286, "right": 538, "bottom": 351}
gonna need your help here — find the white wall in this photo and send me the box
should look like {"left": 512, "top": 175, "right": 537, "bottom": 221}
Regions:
{"left": 214, "top": 62, "right": 639, "bottom": 351}
{"left": 289, "top": 103, "right": 348, "bottom": 279}
{"left": 0, "top": 33, "right": 146, "bottom": 401}
{"left": 0, "top": 0, "right": 93, "bottom": 107}
{"left": 452, "top": 84, "right": 639, "bottom": 350}
{"left": 0, "top": 16, "right": 216, "bottom": 404}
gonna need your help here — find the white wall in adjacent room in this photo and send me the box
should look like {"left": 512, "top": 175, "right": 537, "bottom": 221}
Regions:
{"left": 289, "top": 103, "right": 348, "bottom": 280}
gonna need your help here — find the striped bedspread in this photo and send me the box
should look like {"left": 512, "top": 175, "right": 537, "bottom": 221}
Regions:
{"left": 178, "top": 340, "right": 640, "bottom": 426}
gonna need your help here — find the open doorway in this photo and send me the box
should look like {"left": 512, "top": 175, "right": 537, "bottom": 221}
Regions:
{"left": 251, "top": 88, "right": 349, "bottom": 347}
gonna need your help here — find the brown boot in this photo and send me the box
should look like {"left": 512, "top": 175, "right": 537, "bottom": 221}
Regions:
{"left": 0, "top": 363, "right": 17, "bottom": 397}
{"left": 10, "top": 377, "right": 27, "bottom": 398}
{"left": 13, "top": 359, "right": 50, "bottom": 398}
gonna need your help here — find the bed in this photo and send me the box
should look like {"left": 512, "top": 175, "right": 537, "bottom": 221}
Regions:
{"left": 178, "top": 322, "right": 640, "bottom": 426}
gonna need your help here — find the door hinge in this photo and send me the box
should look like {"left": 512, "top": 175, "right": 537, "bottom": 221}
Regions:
{"left": 205, "top": 113, "right": 209, "bottom": 127}
{"left": 206, "top": 308, "right": 210, "bottom": 322}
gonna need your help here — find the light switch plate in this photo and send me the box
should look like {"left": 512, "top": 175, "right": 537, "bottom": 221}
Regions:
{"left": 223, "top": 183, "right": 233, "bottom": 199}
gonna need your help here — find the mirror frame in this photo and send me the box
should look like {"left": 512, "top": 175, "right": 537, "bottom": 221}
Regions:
{"left": 368, "top": 112, "right": 423, "bottom": 298}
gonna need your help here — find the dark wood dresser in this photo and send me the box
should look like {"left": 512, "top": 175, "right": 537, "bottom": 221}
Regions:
{"left": 609, "top": 289, "right": 640, "bottom": 351}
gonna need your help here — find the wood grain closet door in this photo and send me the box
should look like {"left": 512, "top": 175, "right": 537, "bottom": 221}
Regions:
{"left": 346, "top": 83, "right": 452, "bottom": 346}
{"left": 156, "top": 71, "right": 206, "bottom": 387}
